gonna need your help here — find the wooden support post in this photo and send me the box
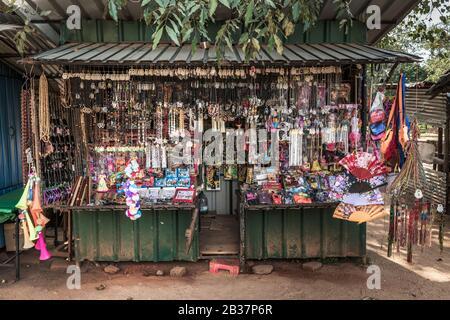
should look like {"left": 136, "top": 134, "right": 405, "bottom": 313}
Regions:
{"left": 361, "top": 65, "right": 368, "bottom": 150}
{"left": 239, "top": 200, "right": 246, "bottom": 273}
{"left": 387, "top": 202, "right": 395, "bottom": 257}
{"left": 185, "top": 208, "right": 199, "bottom": 254}
{"left": 446, "top": 94, "right": 450, "bottom": 209}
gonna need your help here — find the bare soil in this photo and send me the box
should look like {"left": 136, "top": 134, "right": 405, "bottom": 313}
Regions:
{"left": 0, "top": 216, "right": 449, "bottom": 300}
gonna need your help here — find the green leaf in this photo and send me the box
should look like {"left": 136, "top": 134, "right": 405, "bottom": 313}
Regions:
{"left": 239, "top": 32, "right": 249, "bottom": 45}
{"left": 219, "top": 0, "right": 231, "bottom": 8}
{"left": 209, "top": 0, "right": 218, "bottom": 17}
{"left": 172, "top": 14, "right": 182, "bottom": 27}
{"left": 292, "top": 2, "right": 300, "bottom": 22}
{"left": 192, "top": 32, "right": 199, "bottom": 48}
{"left": 40, "top": 10, "right": 51, "bottom": 17}
{"left": 225, "top": 36, "right": 233, "bottom": 51}
{"left": 274, "top": 34, "right": 283, "bottom": 55}
{"left": 189, "top": 4, "right": 201, "bottom": 16}
{"left": 200, "top": 8, "right": 207, "bottom": 25}
{"left": 155, "top": 0, "right": 167, "bottom": 8}
{"left": 169, "top": 19, "right": 179, "bottom": 33}
{"left": 265, "top": 0, "right": 276, "bottom": 9}
{"left": 251, "top": 37, "right": 260, "bottom": 52}
{"left": 152, "top": 27, "right": 164, "bottom": 49}
{"left": 166, "top": 25, "right": 180, "bottom": 46}
{"left": 245, "top": 0, "right": 254, "bottom": 27}
{"left": 23, "top": 25, "right": 33, "bottom": 33}
{"left": 268, "top": 35, "right": 275, "bottom": 50}
{"left": 182, "top": 27, "right": 194, "bottom": 42}
{"left": 141, "top": 0, "right": 152, "bottom": 7}
{"left": 108, "top": 1, "right": 118, "bottom": 22}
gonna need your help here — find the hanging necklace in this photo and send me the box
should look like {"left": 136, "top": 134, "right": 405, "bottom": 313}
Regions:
{"left": 156, "top": 103, "right": 163, "bottom": 143}
{"left": 39, "top": 73, "right": 50, "bottom": 143}
{"left": 179, "top": 105, "right": 185, "bottom": 137}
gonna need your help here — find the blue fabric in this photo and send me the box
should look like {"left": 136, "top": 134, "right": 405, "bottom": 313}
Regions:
{"left": 370, "top": 122, "right": 386, "bottom": 135}
{"left": 0, "top": 224, "right": 4, "bottom": 249}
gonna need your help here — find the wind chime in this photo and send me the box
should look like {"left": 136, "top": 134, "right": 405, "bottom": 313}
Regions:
{"left": 387, "top": 118, "right": 432, "bottom": 263}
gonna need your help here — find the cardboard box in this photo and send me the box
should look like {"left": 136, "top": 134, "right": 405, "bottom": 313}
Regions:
{"left": 4, "top": 223, "right": 23, "bottom": 252}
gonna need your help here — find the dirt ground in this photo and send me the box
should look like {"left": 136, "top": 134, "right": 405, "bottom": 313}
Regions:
{"left": 1, "top": 216, "right": 449, "bottom": 300}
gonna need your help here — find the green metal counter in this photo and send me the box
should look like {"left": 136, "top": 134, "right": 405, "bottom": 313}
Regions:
{"left": 72, "top": 202, "right": 366, "bottom": 266}
{"left": 240, "top": 203, "right": 366, "bottom": 266}
{"left": 72, "top": 205, "right": 199, "bottom": 263}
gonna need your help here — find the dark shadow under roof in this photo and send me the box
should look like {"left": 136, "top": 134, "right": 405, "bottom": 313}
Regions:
{"left": 30, "top": 42, "right": 421, "bottom": 66}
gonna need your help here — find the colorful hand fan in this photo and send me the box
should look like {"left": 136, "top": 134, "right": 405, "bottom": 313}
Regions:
{"left": 333, "top": 203, "right": 388, "bottom": 224}
{"left": 339, "top": 151, "right": 387, "bottom": 181}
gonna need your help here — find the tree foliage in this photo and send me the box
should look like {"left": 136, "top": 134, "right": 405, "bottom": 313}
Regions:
{"left": 379, "top": 0, "right": 449, "bottom": 83}
{"left": 107, "top": 0, "right": 353, "bottom": 61}
{"left": 2, "top": 0, "right": 51, "bottom": 56}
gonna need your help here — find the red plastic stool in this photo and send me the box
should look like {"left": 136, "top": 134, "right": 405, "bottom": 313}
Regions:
{"left": 209, "top": 259, "right": 240, "bottom": 276}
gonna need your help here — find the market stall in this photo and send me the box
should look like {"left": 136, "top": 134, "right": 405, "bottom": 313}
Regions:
{"left": 22, "top": 41, "right": 420, "bottom": 268}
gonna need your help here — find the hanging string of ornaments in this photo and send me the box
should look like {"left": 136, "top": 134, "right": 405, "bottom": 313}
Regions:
{"left": 387, "top": 119, "right": 434, "bottom": 263}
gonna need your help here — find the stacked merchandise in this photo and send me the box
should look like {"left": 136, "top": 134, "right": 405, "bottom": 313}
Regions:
{"left": 58, "top": 66, "right": 362, "bottom": 220}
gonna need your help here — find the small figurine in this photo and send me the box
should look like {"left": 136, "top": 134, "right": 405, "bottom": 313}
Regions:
{"left": 97, "top": 172, "right": 109, "bottom": 193}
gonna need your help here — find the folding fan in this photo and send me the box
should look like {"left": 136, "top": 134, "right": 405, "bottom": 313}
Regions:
{"left": 339, "top": 152, "right": 387, "bottom": 181}
{"left": 333, "top": 203, "right": 388, "bottom": 224}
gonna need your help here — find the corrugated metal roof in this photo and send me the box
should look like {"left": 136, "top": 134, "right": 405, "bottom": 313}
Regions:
{"left": 0, "top": 13, "right": 59, "bottom": 78}
{"left": 30, "top": 42, "right": 421, "bottom": 66}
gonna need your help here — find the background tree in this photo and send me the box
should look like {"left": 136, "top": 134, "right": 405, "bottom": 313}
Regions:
{"left": 379, "top": 0, "right": 449, "bottom": 83}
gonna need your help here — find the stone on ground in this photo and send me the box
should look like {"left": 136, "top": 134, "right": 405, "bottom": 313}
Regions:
{"left": 302, "top": 261, "right": 323, "bottom": 272}
{"left": 170, "top": 266, "right": 187, "bottom": 277}
{"left": 252, "top": 264, "right": 273, "bottom": 275}
{"left": 142, "top": 270, "right": 152, "bottom": 277}
{"left": 104, "top": 264, "right": 120, "bottom": 274}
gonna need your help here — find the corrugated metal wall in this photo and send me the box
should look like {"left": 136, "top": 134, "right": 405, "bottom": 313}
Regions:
{"left": 405, "top": 88, "right": 447, "bottom": 126}
{"left": 404, "top": 88, "right": 448, "bottom": 206}
{"left": 245, "top": 207, "right": 366, "bottom": 260}
{"left": 0, "top": 62, "right": 22, "bottom": 196}
{"left": 205, "top": 179, "right": 239, "bottom": 215}
{"left": 73, "top": 209, "right": 199, "bottom": 262}
{"left": 61, "top": 20, "right": 367, "bottom": 44}
{"left": 0, "top": 62, "right": 22, "bottom": 248}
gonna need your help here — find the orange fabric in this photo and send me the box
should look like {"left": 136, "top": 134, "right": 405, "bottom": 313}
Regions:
{"left": 380, "top": 97, "right": 397, "bottom": 158}
{"left": 398, "top": 75, "right": 409, "bottom": 149}
{"left": 30, "top": 182, "right": 43, "bottom": 225}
